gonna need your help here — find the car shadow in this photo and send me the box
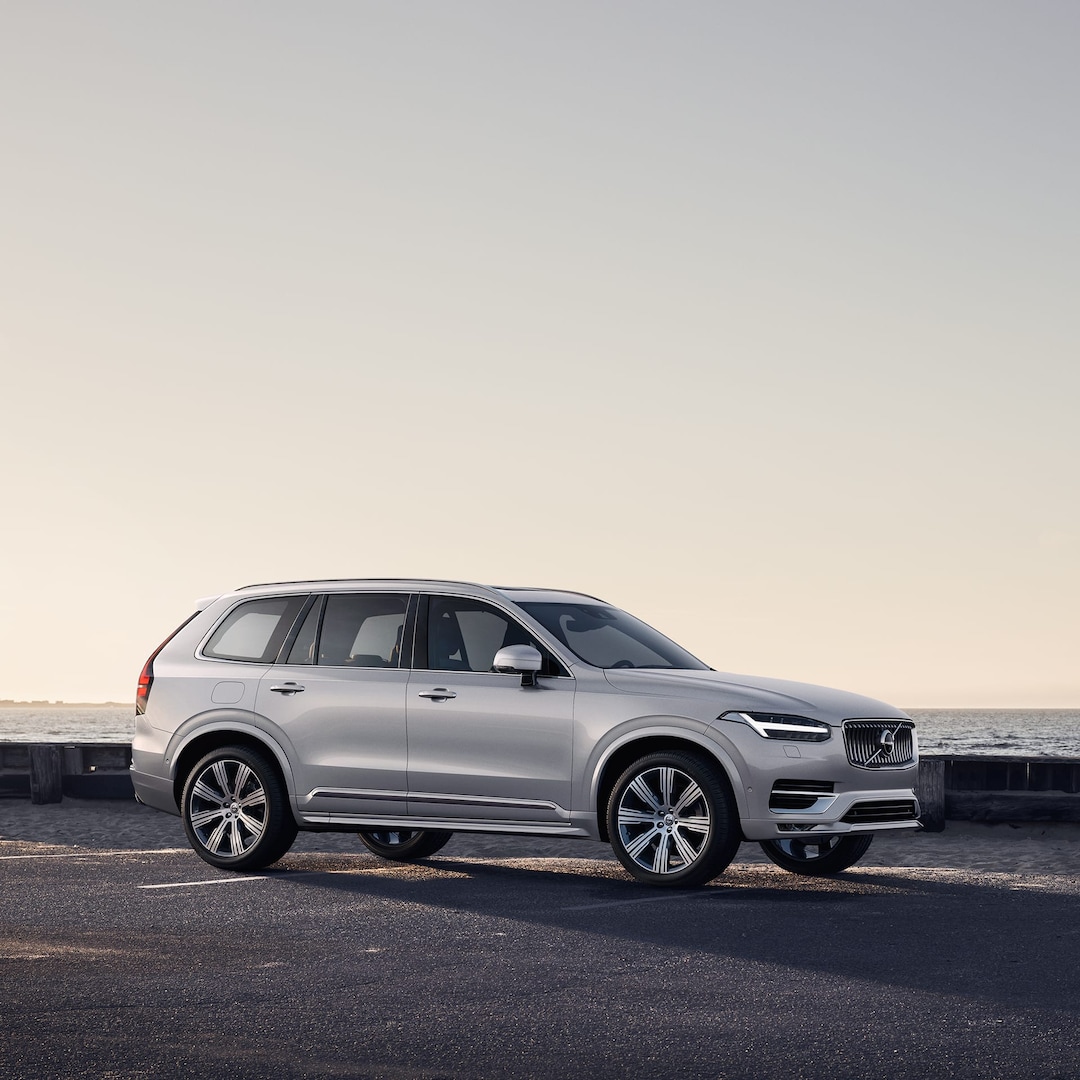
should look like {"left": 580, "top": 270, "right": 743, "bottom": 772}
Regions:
{"left": 262, "top": 849, "right": 1080, "bottom": 1016}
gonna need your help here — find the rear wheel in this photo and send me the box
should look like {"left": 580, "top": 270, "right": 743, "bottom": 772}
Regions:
{"left": 357, "top": 829, "right": 453, "bottom": 861}
{"left": 182, "top": 745, "right": 298, "bottom": 871}
{"left": 607, "top": 751, "right": 740, "bottom": 887}
{"left": 758, "top": 833, "right": 873, "bottom": 875}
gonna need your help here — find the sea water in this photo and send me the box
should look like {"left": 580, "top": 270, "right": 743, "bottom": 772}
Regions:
{"left": 907, "top": 709, "right": 1080, "bottom": 757}
{"left": 1, "top": 705, "right": 1078, "bottom": 757}
{"left": 0, "top": 706, "right": 135, "bottom": 743}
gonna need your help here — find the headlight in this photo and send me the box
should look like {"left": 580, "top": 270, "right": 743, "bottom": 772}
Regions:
{"left": 720, "top": 711, "right": 832, "bottom": 742}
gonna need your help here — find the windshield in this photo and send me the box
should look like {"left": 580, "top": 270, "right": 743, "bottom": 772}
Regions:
{"left": 519, "top": 602, "right": 709, "bottom": 670}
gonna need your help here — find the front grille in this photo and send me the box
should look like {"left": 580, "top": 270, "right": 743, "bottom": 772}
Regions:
{"left": 843, "top": 720, "right": 915, "bottom": 769}
{"left": 769, "top": 779, "right": 835, "bottom": 811}
{"left": 842, "top": 799, "right": 919, "bottom": 824}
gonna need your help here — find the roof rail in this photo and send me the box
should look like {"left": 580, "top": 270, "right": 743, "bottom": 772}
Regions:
{"left": 493, "top": 585, "right": 607, "bottom": 602}
{"left": 234, "top": 577, "right": 487, "bottom": 591}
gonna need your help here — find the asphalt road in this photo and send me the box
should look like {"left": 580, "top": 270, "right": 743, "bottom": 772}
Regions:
{"left": 2, "top": 833, "right": 1079, "bottom": 1080}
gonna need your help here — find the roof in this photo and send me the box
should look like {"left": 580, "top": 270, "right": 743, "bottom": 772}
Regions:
{"left": 226, "top": 579, "right": 606, "bottom": 604}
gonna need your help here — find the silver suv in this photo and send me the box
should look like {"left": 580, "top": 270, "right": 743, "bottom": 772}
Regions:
{"left": 132, "top": 580, "right": 920, "bottom": 886}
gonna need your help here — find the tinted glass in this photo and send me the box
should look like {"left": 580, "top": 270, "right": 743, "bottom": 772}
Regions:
{"left": 428, "top": 597, "right": 553, "bottom": 674}
{"left": 318, "top": 594, "right": 408, "bottom": 668}
{"left": 519, "top": 602, "right": 708, "bottom": 670}
{"left": 204, "top": 596, "right": 307, "bottom": 663}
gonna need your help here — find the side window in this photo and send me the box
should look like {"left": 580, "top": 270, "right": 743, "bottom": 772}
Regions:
{"left": 427, "top": 596, "right": 563, "bottom": 674}
{"left": 285, "top": 597, "right": 323, "bottom": 666}
{"left": 203, "top": 596, "right": 308, "bottom": 663}
{"left": 318, "top": 594, "right": 409, "bottom": 668}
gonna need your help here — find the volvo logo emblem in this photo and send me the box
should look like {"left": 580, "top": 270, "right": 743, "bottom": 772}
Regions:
{"left": 878, "top": 729, "right": 897, "bottom": 754}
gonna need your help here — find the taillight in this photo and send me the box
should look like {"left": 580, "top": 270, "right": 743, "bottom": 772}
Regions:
{"left": 135, "top": 612, "right": 200, "bottom": 716}
{"left": 135, "top": 656, "right": 155, "bottom": 715}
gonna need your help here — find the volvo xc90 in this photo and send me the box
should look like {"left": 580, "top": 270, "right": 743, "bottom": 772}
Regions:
{"left": 131, "top": 580, "right": 920, "bottom": 886}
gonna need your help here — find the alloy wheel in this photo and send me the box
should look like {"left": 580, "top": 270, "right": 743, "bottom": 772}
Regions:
{"left": 187, "top": 758, "right": 268, "bottom": 859}
{"left": 615, "top": 765, "right": 712, "bottom": 876}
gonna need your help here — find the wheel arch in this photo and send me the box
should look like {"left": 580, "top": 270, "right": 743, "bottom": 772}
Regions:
{"left": 169, "top": 723, "right": 294, "bottom": 814}
{"left": 591, "top": 730, "right": 745, "bottom": 844}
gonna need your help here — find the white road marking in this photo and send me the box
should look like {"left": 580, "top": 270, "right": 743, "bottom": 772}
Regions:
{"left": 562, "top": 891, "right": 734, "bottom": 911}
{"left": 0, "top": 849, "right": 188, "bottom": 860}
{"left": 138, "top": 877, "right": 268, "bottom": 890}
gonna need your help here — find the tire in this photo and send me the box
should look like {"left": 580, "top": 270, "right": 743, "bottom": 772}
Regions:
{"left": 357, "top": 829, "right": 453, "bottom": 861}
{"left": 607, "top": 751, "right": 740, "bottom": 888}
{"left": 758, "top": 833, "right": 873, "bottom": 876}
{"left": 181, "top": 745, "right": 298, "bottom": 871}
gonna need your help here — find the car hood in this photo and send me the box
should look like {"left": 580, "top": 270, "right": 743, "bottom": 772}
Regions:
{"left": 601, "top": 668, "right": 909, "bottom": 725}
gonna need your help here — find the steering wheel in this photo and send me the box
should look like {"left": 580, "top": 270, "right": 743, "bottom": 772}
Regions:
{"left": 610, "top": 660, "right": 635, "bottom": 669}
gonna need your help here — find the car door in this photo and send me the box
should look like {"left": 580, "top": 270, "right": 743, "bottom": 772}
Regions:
{"left": 405, "top": 594, "right": 575, "bottom": 823}
{"left": 254, "top": 592, "right": 412, "bottom": 820}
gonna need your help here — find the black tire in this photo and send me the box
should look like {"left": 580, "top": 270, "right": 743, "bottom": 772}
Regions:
{"left": 181, "top": 745, "right": 298, "bottom": 871}
{"left": 758, "top": 833, "right": 873, "bottom": 876}
{"left": 357, "top": 829, "right": 454, "bottom": 861}
{"left": 607, "top": 750, "right": 740, "bottom": 888}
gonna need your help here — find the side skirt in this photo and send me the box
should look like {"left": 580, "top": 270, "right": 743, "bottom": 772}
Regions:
{"left": 297, "top": 812, "right": 595, "bottom": 838}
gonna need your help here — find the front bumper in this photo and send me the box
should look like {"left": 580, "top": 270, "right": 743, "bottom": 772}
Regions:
{"left": 739, "top": 786, "right": 921, "bottom": 841}
{"left": 707, "top": 716, "right": 921, "bottom": 841}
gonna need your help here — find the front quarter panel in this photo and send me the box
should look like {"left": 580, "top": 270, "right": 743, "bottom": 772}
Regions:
{"left": 579, "top": 716, "right": 753, "bottom": 833}
{"left": 570, "top": 669, "right": 755, "bottom": 833}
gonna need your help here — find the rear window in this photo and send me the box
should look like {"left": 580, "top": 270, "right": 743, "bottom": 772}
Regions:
{"left": 203, "top": 596, "right": 308, "bottom": 663}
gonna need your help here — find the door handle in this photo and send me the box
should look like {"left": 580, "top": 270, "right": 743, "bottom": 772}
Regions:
{"left": 417, "top": 688, "right": 457, "bottom": 701}
{"left": 269, "top": 683, "right": 305, "bottom": 694}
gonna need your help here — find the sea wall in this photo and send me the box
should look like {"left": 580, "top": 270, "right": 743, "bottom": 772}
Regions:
{"left": 915, "top": 755, "right": 1080, "bottom": 829}
{"left": 2, "top": 743, "right": 1080, "bottom": 825}
{"left": 0, "top": 743, "right": 135, "bottom": 801}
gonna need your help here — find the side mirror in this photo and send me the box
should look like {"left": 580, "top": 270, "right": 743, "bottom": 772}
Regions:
{"left": 492, "top": 645, "right": 543, "bottom": 687}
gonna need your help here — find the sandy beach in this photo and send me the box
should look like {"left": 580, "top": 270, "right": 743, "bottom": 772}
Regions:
{"left": 2, "top": 798, "right": 1079, "bottom": 877}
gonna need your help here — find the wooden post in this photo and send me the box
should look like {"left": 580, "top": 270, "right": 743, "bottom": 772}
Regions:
{"left": 916, "top": 757, "right": 946, "bottom": 832}
{"left": 28, "top": 744, "right": 63, "bottom": 804}
{"left": 63, "top": 746, "right": 84, "bottom": 777}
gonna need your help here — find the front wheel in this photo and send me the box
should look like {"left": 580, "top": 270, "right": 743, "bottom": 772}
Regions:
{"left": 607, "top": 751, "right": 740, "bottom": 887}
{"left": 758, "top": 834, "right": 873, "bottom": 876}
{"left": 357, "top": 829, "right": 453, "bottom": 861}
{"left": 182, "top": 745, "right": 298, "bottom": 871}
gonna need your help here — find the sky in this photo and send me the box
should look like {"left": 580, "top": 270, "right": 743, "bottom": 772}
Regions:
{"left": 1, "top": 2, "right": 1077, "bottom": 707}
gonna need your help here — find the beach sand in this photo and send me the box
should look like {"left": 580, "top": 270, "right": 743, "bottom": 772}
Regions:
{"left": 2, "top": 798, "right": 1079, "bottom": 877}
